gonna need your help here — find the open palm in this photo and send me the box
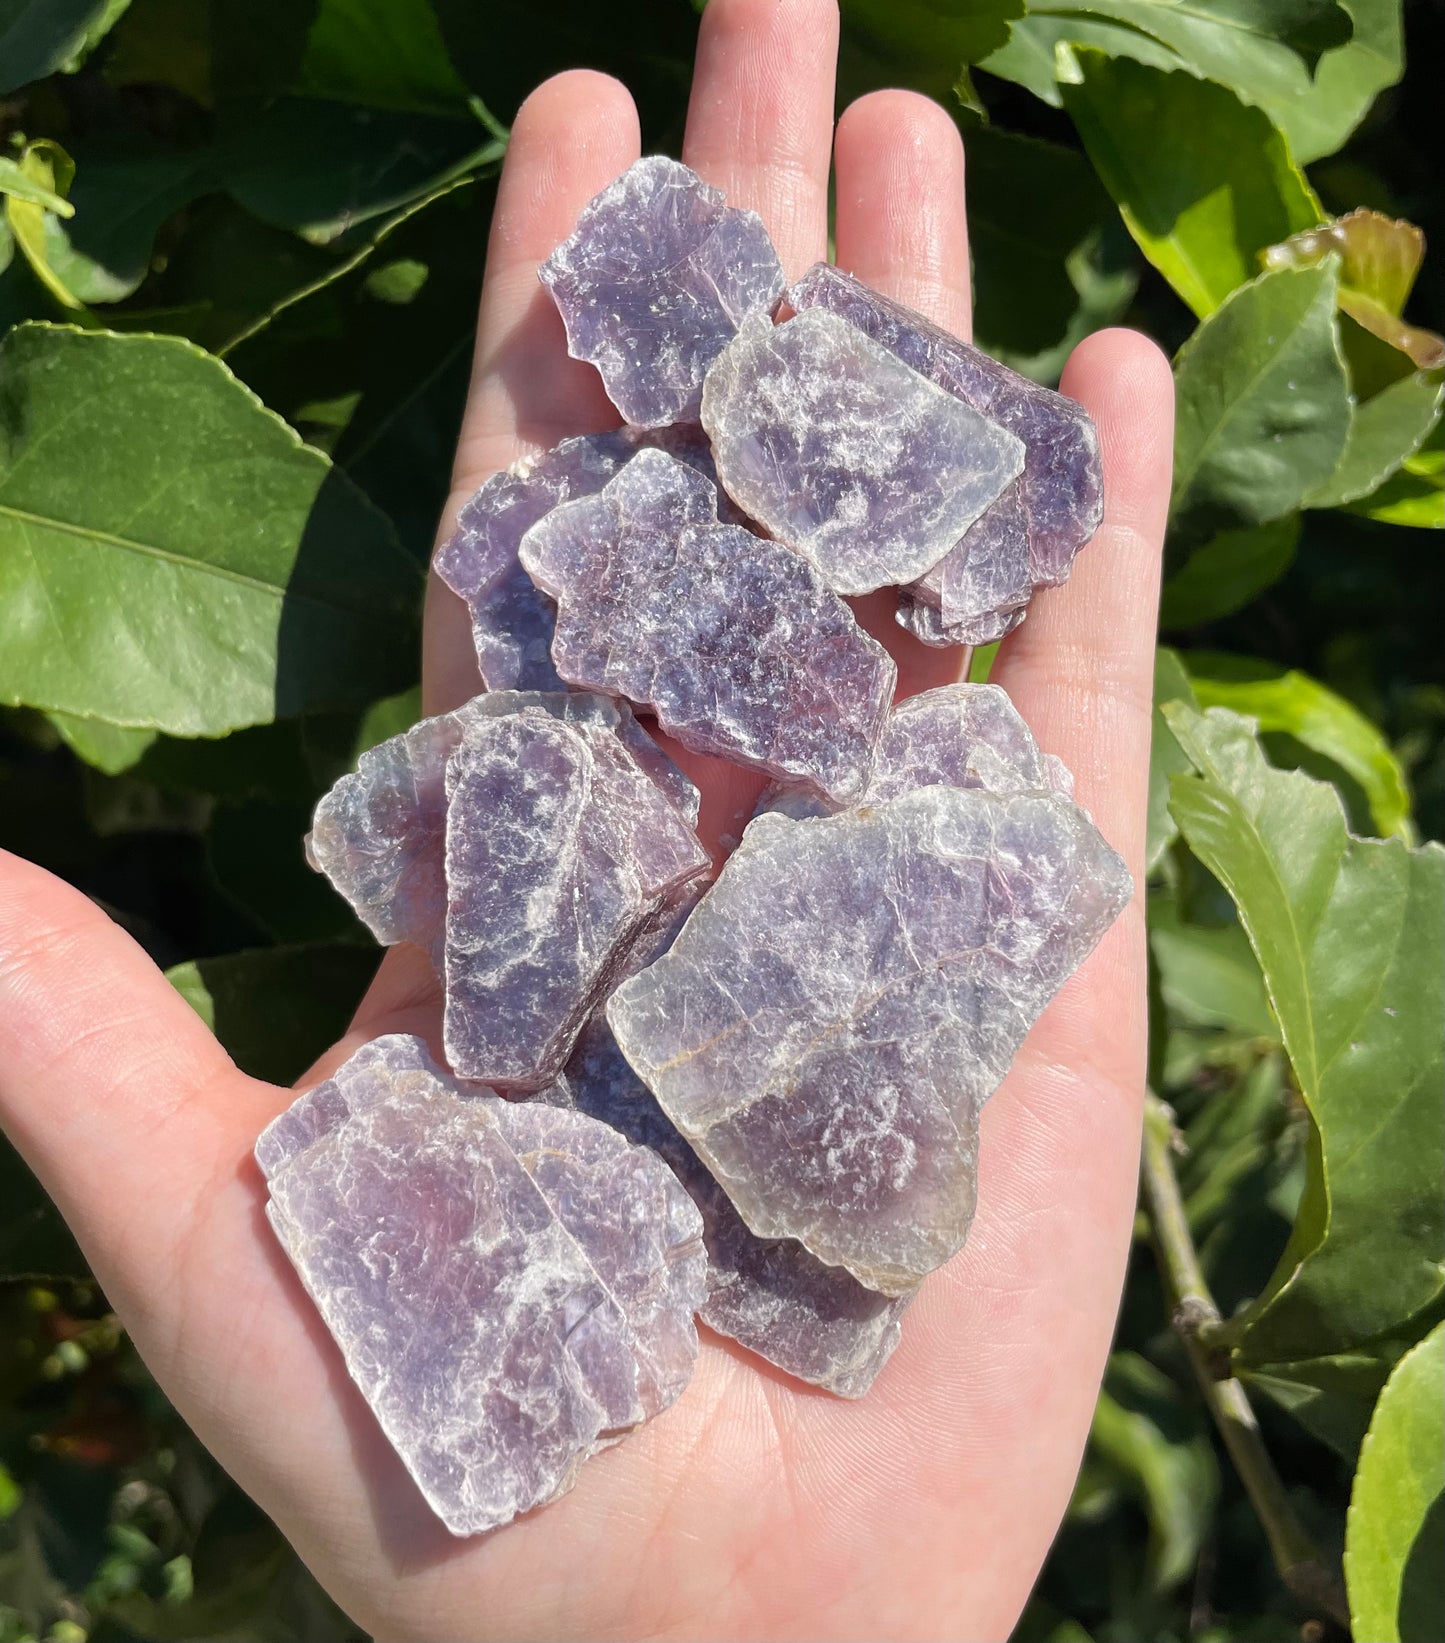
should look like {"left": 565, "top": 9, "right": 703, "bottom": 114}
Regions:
{"left": 0, "top": 1, "right": 1174, "bottom": 1637}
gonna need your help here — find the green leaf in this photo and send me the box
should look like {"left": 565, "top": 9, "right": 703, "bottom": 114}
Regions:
{"left": 1147, "top": 648, "right": 1198, "bottom": 871}
{"left": 1345, "top": 1322, "right": 1445, "bottom": 1643}
{"left": 103, "top": 0, "right": 212, "bottom": 104}
{"left": 167, "top": 942, "right": 380, "bottom": 1085}
{"left": 44, "top": 711, "right": 157, "bottom": 774}
{"left": 1183, "top": 652, "right": 1415, "bottom": 839}
{"left": 1162, "top": 703, "right": 1445, "bottom": 1363}
{"left": 2, "top": 140, "right": 86, "bottom": 312}
{"left": 0, "top": 323, "right": 420, "bottom": 736}
{"left": 981, "top": 0, "right": 1354, "bottom": 148}
{"left": 1263, "top": 208, "right": 1443, "bottom": 373}
{"left": 1088, "top": 1352, "right": 1221, "bottom": 1593}
{"left": 1348, "top": 440, "right": 1445, "bottom": 529}
{"left": 37, "top": 136, "right": 212, "bottom": 306}
{"left": 983, "top": 0, "right": 1390, "bottom": 163}
{"left": 1306, "top": 371, "right": 1443, "bottom": 509}
{"left": 0, "top": 157, "right": 74, "bottom": 217}
{"left": 837, "top": 0, "right": 1025, "bottom": 102}
{"left": 1060, "top": 52, "right": 1320, "bottom": 319}
{"left": 296, "top": 0, "right": 473, "bottom": 116}
{"left": 0, "top": 0, "right": 111, "bottom": 94}
{"left": 1159, "top": 516, "right": 1299, "bottom": 628}
{"left": 1148, "top": 895, "right": 1275, "bottom": 1038}
{"left": 1171, "top": 263, "right": 1351, "bottom": 540}
{"left": 964, "top": 126, "right": 1138, "bottom": 374}
{"left": 217, "top": 98, "right": 502, "bottom": 244}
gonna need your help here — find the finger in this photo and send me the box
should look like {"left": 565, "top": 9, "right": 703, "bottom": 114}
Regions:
{"left": 990, "top": 327, "right": 1175, "bottom": 883}
{"left": 0, "top": 851, "right": 264, "bottom": 1296}
{"left": 424, "top": 71, "right": 641, "bottom": 717}
{"left": 681, "top": 0, "right": 838, "bottom": 278}
{"left": 830, "top": 88, "right": 973, "bottom": 697}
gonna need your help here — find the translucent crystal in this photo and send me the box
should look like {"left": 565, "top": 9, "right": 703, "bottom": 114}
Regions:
{"left": 519, "top": 448, "right": 896, "bottom": 804}
{"left": 608, "top": 786, "right": 1132, "bottom": 1293}
{"left": 257, "top": 1035, "right": 706, "bottom": 1537}
{"left": 540, "top": 156, "right": 784, "bottom": 428}
{"left": 757, "top": 683, "right": 1073, "bottom": 819}
{"left": 306, "top": 691, "right": 699, "bottom": 968}
{"left": 435, "top": 426, "right": 740, "bottom": 692}
{"left": 785, "top": 264, "right": 1103, "bottom": 636}
{"left": 443, "top": 710, "right": 710, "bottom": 1089}
{"left": 901, "top": 481, "right": 1032, "bottom": 647}
{"left": 701, "top": 309, "right": 1024, "bottom": 595}
{"left": 540, "top": 1020, "right": 907, "bottom": 1399}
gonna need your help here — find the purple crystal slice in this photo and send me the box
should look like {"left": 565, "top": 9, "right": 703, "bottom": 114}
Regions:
{"left": 442, "top": 711, "right": 710, "bottom": 1089}
{"left": 258, "top": 1035, "right": 706, "bottom": 1537}
{"left": 307, "top": 691, "right": 700, "bottom": 968}
{"left": 607, "top": 786, "right": 1132, "bottom": 1293}
{"left": 435, "top": 426, "right": 741, "bottom": 692}
{"left": 757, "top": 683, "right": 1070, "bottom": 819}
{"left": 539, "top": 156, "right": 784, "bottom": 428}
{"left": 519, "top": 448, "right": 896, "bottom": 804}
{"left": 701, "top": 310, "right": 1024, "bottom": 595}
{"left": 902, "top": 481, "right": 1032, "bottom": 647}
{"left": 539, "top": 1020, "right": 907, "bottom": 1399}
{"left": 785, "top": 264, "right": 1104, "bottom": 636}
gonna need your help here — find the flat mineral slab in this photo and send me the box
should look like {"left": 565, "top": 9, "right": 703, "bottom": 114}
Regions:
{"left": 307, "top": 691, "right": 699, "bottom": 970}
{"left": 786, "top": 264, "right": 1103, "bottom": 631}
{"left": 520, "top": 447, "right": 896, "bottom": 804}
{"left": 701, "top": 309, "right": 1024, "bottom": 595}
{"left": 258, "top": 1035, "right": 706, "bottom": 1537}
{"left": 443, "top": 709, "right": 710, "bottom": 1089}
{"left": 540, "top": 1020, "right": 907, "bottom": 1399}
{"left": 435, "top": 426, "right": 740, "bottom": 692}
{"left": 540, "top": 156, "right": 784, "bottom": 428}
{"left": 903, "top": 481, "right": 1033, "bottom": 647}
{"left": 608, "top": 786, "right": 1132, "bottom": 1293}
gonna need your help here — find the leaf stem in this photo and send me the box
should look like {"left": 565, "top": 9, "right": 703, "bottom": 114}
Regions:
{"left": 1140, "top": 1093, "right": 1349, "bottom": 1627}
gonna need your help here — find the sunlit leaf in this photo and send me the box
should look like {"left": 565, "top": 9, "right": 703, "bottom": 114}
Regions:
{"left": 1345, "top": 1322, "right": 1445, "bottom": 1643}
{"left": 1060, "top": 51, "right": 1320, "bottom": 319}
{"left": 1164, "top": 704, "right": 1445, "bottom": 1365}
{"left": 0, "top": 324, "right": 420, "bottom": 735}
{"left": 1159, "top": 516, "right": 1299, "bottom": 629}
{"left": 1183, "top": 652, "right": 1415, "bottom": 839}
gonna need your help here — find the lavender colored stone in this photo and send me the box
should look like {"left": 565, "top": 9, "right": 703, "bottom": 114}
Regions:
{"left": 757, "top": 683, "right": 1071, "bottom": 820}
{"left": 443, "top": 711, "right": 710, "bottom": 1089}
{"left": 306, "top": 691, "right": 700, "bottom": 968}
{"left": 701, "top": 310, "right": 1024, "bottom": 595}
{"left": 607, "top": 786, "right": 1132, "bottom": 1293}
{"left": 785, "top": 265, "right": 1104, "bottom": 635}
{"left": 539, "top": 157, "right": 784, "bottom": 428}
{"left": 258, "top": 1035, "right": 706, "bottom": 1537}
{"left": 540, "top": 1020, "right": 907, "bottom": 1399}
{"left": 520, "top": 448, "right": 896, "bottom": 804}
{"left": 435, "top": 427, "right": 742, "bottom": 692}
{"left": 902, "top": 481, "right": 1032, "bottom": 647}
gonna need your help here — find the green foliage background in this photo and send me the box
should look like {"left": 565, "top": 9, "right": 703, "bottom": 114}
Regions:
{"left": 1, "top": 2, "right": 1440, "bottom": 1639}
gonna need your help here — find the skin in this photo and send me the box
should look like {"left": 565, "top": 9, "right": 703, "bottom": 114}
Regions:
{"left": 0, "top": 1, "right": 1175, "bottom": 1637}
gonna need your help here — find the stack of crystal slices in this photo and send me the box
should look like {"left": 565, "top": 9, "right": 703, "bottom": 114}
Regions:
{"left": 257, "top": 157, "right": 1131, "bottom": 1537}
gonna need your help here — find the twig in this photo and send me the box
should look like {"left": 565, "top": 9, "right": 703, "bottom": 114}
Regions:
{"left": 1140, "top": 1093, "right": 1349, "bottom": 1628}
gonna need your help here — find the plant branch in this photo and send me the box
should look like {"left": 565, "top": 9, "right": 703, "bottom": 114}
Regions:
{"left": 1140, "top": 1093, "right": 1349, "bottom": 1628}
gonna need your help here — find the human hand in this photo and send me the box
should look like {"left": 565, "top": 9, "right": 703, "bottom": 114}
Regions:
{"left": 0, "top": 0, "right": 1174, "bottom": 1636}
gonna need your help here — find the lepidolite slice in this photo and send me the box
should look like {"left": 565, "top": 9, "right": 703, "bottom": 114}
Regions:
{"left": 899, "top": 481, "right": 1032, "bottom": 648}
{"left": 757, "top": 682, "right": 1075, "bottom": 820}
{"left": 519, "top": 448, "right": 896, "bottom": 804}
{"left": 435, "top": 426, "right": 740, "bottom": 692}
{"left": 785, "top": 265, "right": 1104, "bottom": 636}
{"left": 608, "top": 786, "right": 1132, "bottom": 1293}
{"left": 443, "top": 711, "right": 710, "bottom": 1089}
{"left": 540, "top": 156, "right": 784, "bottom": 428}
{"left": 540, "top": 1020, "right": 907, "bottom": 1399}
{"left": 257, "top": 1035, "right": 706, "bottom": 1537}
{"left": 307, "top": 691, "right": 700, "bottom": 969}
{"left": 701, "top": 309, "right": 1024, "bottom": 595}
